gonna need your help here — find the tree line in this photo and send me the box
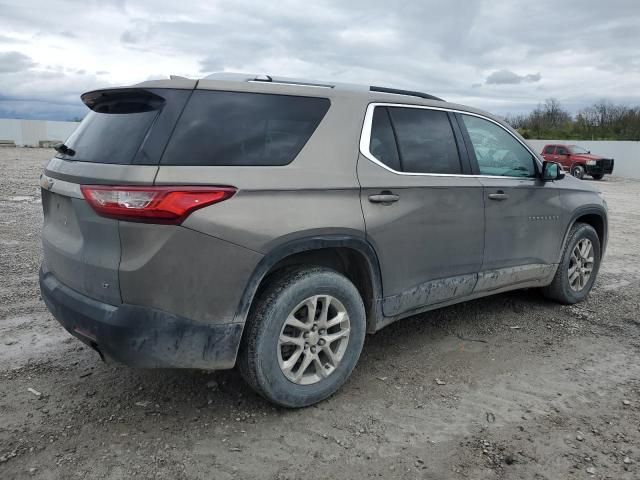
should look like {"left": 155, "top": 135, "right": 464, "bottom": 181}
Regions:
{"left": 504, "top": 98, "right": 640, "bottom": 141}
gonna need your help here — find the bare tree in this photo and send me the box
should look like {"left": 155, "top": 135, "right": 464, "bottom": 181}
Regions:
{"left": 503, "top": 113, "right": 528, "bottom": 129}
{"left": 541, "top": 98, "right": 572, "bottom": 129}
{"left": 504, "top": 98, "right": 640, "bottom": 140}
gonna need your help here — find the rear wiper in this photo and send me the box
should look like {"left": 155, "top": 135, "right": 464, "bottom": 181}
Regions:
{"left": 54, "top": 143, "right": 76, "bottom": 157}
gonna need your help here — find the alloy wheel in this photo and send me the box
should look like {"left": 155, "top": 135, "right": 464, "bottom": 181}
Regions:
{"left": 568, "top": 238, "right": 594, "bottom": 291}
{"left": 277, "top": 295, "right": 351, "bottom": 385}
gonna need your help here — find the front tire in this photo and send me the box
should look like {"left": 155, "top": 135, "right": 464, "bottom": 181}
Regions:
{"left": 591, "top": 173, "right": 604, "bottom": 180}
{"left": 542, "top": 223, "right": 601, "bottom": 304}
{"left": 571, "top": 165, "right": 585, "bottom": 179}
{"left": 238, "top": 267, "right": 366, "bottom": 407}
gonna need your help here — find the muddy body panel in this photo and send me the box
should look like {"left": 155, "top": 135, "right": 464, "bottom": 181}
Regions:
{"left": 40, "top": 269, "right": 242, "bottom": 369}
{"left": 118, "top": 223, "right": 263, "bottom": 326}
{"left": 41, "top": 187, "right": 122, "bottom": 305}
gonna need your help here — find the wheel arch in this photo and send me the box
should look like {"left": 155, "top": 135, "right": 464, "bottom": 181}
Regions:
{"left": 559, "top": 206, "right": 608, "bottom": 262}
{"left": 233, "top": 235, "right": 384, "bottom": 334}
{"left": 570, "top": 160, "right": 587, "bottom": 169}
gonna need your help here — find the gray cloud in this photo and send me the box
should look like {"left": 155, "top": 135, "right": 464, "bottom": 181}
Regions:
{"left": 58, "top": 30, "right": 77, "bottom": 38}
{"left": 486, "top": 69, "right": 542, "bottom": 85}
{"left": 0, "top": 0, "right": 640, "bottom": 119}
{"left": 120, "top": 29, "right": 144, "bottom": 44}
{"left": 0, "top": 51, "right": 35, "bottom": 73}
{"left": 0, "top": 34, "right": 24, "bottom": 44}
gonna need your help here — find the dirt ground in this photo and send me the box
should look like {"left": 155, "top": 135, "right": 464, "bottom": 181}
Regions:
{"left": 1, "top": 148, "right": 639, "bottom": 480}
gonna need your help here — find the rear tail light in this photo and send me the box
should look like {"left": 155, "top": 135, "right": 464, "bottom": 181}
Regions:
{"left": 80, "top": 185, "right": 236, "bottom": 224}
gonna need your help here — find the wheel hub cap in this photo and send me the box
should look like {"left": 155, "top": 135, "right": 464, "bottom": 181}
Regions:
{"left": 307, "top": 331, "right": 320, "bottom": 345}
{"left": 277, "top": 295, "right": 351, "bottom": 385}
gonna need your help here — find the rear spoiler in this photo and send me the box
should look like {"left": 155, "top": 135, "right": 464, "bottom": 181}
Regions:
{"left": 80, "top": 88, "right": 166, "bottom": 113}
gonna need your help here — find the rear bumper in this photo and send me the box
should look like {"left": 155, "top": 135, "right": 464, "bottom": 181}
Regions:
{"left": 40, "top": 268, "right": 243, "bottom": 369}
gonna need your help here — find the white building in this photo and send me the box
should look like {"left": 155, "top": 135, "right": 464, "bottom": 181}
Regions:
{"left": 0, "top": 118, "right": 79, "bottom": 147}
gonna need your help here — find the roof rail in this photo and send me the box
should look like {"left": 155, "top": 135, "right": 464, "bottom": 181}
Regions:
{"left": 203, "top": 72, "right": 334, "bottom": 88}
{"left": 370, "top": 86, "right": 444, "bottom": 102}
{"left": 203, "top": 72, "right": 260, "bottom": 82}
{"left": 250, "top": 77, "right": 334, "bottom": 89}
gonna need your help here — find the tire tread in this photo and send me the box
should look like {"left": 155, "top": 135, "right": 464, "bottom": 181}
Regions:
{"left": 542, "top": 222, "right": 600, "bottom": 304}
{"left": 237, "top": 266, "right": 365, "bottom": 407}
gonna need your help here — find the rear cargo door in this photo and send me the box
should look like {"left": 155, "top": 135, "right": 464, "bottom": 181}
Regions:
{"left": 41, "top": 86, "right": 193, "bottom": 304}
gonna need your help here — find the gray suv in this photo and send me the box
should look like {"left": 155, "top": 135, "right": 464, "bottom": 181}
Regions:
{"left": 40, "top": 73, "right": 607, "bottom": 407}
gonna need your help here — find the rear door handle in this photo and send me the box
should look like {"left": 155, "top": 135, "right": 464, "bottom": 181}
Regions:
{"left": 488, "top": 192, "right": 509, "bottom": 201}
{"left": 368, "top": 193, "right": 399, "bottom": 204}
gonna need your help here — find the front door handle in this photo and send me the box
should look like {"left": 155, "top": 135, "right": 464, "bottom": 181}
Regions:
{"left": 488, "top": 191, "right": 509, "bottom": 201}
{"left": 368, "top": 193, "right": 400, "bottom": 204}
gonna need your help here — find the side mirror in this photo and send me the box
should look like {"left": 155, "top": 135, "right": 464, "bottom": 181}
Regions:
{"left": 542, "top": 161, "right": 565, "bottom": 181}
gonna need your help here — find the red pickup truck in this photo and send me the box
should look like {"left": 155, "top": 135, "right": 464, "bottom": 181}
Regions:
{"left": 541, "top": 144, "right": 614, "bottom": 180}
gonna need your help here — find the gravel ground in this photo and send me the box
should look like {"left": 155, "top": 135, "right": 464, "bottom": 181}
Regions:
{"left": 1, "top": 148, "right": 639, "bottom": 480}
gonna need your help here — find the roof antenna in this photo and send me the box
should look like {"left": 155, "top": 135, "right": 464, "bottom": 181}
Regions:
{"left": 253, "top": 74, "right": 272, "bottom": 82}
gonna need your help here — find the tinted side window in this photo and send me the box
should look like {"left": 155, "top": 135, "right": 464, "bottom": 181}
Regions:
{"left": 369, "top": 107, "right": 401, "bottom": 171}
{"left": 387, "top": 107, "right": 461, "bottom": 174}
{"left": 556, "top": 146, "right": 569, "bottom": 155}
{"left": 162, "top": 91, "right": 330, "bottom": 166}
{"left": 543, "top": 145, "right": 556, "bottom": 154}
{"left": 461, "top": 115, "right": 536, "bottom": 177}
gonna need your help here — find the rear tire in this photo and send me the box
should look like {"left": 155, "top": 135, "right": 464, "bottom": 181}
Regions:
{"left": 542, "top": 222, "right": 601, "bottom": 304}
{"left": 238, "top": 267, "right": 366, "bottom": 408}
{"left": 571, "top": 165, "right": 585, "bottom": 179}
{"left": 591, "top": 174, "right": 604, "bottom": 180}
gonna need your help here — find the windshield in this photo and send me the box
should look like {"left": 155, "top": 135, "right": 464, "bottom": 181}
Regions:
{"left": 569, "top": 145, "right": 589, "bottom": 154}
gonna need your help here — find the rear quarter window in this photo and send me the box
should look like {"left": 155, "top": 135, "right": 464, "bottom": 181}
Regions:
{"left": 161, "top": 91, "right": 330, "bottom": 166}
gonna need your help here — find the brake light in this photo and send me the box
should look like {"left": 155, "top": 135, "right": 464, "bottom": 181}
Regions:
{"left": 80, "top": 185, "right": 236, "bottom": 224}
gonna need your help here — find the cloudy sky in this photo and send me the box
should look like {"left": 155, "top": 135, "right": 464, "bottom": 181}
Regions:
{"left": 1, "top": 0, "right": 639, "bottom": 120}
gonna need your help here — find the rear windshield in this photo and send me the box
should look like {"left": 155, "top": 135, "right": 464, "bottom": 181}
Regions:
{"left": 60, "top": 91, "right": 163, "bottom": 164}
{"left": 161, "top": 91, "right": 330, "bottom": 166}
